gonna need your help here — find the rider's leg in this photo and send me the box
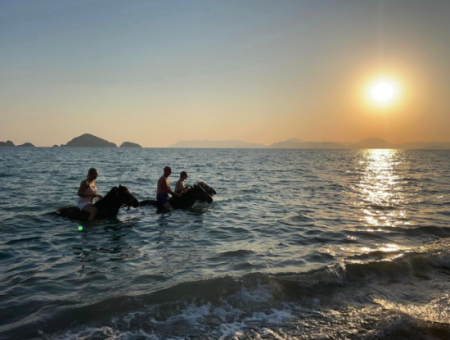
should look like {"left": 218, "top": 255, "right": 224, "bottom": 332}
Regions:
{"left": 82, "top": 204, "right": 98, "bottom": 221}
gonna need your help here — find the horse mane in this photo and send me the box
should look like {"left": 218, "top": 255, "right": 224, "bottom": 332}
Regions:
{"left": 94, "top": 186, "right": 119, "bottom": 209}
{"left": 117, "top": 185, "right": 130, "bottom": 194}
{"left": 197, "top": 181, "right": 217, "bottom": 196}
{"left": 180, "top": 184, "right": 212, "bottom": 202}
{"left": 105, "top": 186, "right": 119, "bottom": 198}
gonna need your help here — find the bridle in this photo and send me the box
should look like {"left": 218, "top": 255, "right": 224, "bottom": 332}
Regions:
{"left": 118, "top": 188, "right": 139, "bottom": 209}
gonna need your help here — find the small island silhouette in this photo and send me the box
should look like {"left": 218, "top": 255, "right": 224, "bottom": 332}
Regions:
{"left": 61, "top": 134, "right": 117, "bottom": 147}
{"left": 0, "top": 140, "right": 15, "bottom": 147}
{"left": 17, "top": 143, "right": 35, "bottom": 147}
{"left": 120, "top": 142, "right": 142, "bottom": 148}
{"left": 0, "top": 141, "right": 35, "bottom": 147}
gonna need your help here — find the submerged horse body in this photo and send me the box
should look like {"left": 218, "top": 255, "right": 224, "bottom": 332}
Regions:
{"left": 140, "top": 184, "right": 213, "bottom": 209}
{"left": 58, "top": 185, "right": 139, "bottom": 221}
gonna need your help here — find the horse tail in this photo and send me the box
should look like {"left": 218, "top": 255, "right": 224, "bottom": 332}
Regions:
{"left": 139, "top": 200, "right": 159, "bottom": 207}
{"left": 57, "top": 206, "right": 74, "bottom": 213}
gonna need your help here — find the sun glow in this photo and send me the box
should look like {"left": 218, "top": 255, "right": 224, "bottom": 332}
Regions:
{"left": 365, "top": 77, "right": 401, "bottom": 107}
{"left": 371, "top": 82, "right": 394, "bottom": 102}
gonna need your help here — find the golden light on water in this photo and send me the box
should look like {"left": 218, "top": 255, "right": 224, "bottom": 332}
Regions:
{"left": 357, "top": 149, "right": 408, "bottom": 228}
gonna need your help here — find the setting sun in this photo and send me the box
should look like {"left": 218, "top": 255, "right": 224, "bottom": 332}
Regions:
{"left": 371, "top": 82, "right": 394, "bottom": 102}
{"left": 365, "top": 77, "right": 401, "bottom": 107}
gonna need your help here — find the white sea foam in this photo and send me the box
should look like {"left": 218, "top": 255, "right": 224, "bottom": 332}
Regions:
{"left": 232, "top": 280, "right": 273, "bottom": 303}
{"left": 56, "top": 326, "right": 162, "bottom": 340}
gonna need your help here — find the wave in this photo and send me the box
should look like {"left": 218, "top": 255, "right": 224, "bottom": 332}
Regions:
{"left": 3, "top": 238, "right": 450, "bottom": 339}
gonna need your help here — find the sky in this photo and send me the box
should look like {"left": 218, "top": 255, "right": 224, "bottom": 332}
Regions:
{"left": 1, "top": 0, "right": 450, "bottom": 147}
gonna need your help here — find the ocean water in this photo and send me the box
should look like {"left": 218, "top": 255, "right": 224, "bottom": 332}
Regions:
{"left": 1, "top": 147, "right": 450, "bottom": 340}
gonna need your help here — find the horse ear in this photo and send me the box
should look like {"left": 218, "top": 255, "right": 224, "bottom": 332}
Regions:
{"left": 119, "top": 184, "right": 122, "bottom": 187}
{"left": 194, "top": 184, "right": 198, "bottom": 188}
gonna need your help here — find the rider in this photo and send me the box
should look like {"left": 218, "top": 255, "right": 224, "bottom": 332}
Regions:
{"left": 77, "top": 168, "right": 103, "bottom": 221}
{"left": 157, "top": 166, "right": 181, "bottom": 209}
{"left": 175, "top": 171, "right": 191, "bottom": 194}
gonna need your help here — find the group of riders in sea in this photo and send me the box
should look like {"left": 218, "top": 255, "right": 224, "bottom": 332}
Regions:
{"left": 78, "top": 166, "right": 189, "bottom": 221}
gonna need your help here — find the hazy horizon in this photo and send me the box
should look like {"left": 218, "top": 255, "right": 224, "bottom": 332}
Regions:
{"left": 3, "top": 133, "right": 450, "bottom": 148}
{"left": 2, "top": 1, "right": 450, "bottom": 147}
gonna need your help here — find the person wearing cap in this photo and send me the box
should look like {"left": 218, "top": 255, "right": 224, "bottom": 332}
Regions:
{"left": 157, "top": 166, "right": 181, "bottom": 209}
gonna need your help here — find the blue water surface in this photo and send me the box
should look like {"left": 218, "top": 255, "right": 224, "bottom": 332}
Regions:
{"left": 1, "top": 148, "right": 450, "bottom": 339}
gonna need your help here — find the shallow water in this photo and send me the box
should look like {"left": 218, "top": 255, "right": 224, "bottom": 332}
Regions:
{"left": 1, "top": 148, "right": 450, "bottom": 339}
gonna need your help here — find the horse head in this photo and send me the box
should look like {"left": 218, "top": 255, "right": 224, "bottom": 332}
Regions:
{"left": 196, "top": 181, "right": 217, "bottom": 196}
{"left": 118, "top": 185, "right": 140, "bottom": 208}
{"left": 192, "top": 184, "right": 213, "bottom": 204}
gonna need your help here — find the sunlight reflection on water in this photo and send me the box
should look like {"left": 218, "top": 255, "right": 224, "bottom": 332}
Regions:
{"left": 358, "top": 149, "right": 408, "bottom": 229}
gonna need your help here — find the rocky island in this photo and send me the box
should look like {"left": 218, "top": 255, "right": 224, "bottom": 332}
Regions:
{"left": 0, "top": 140, "right": 15, "bottom": 147}
{"left": 61, "top": 134, "right": 117, "bottom": 147}
{"left": 17, "top": 142, "right": 35, "bottom": 147}
{"left": 120, "top": 142, "right": 142, "bottom": 148}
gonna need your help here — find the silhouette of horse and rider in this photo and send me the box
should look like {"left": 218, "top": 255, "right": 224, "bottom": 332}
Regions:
{"left": 57, "top": 166, "right": 216, "bottom": 221}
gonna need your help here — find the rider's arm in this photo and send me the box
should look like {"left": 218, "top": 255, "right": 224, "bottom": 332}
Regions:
{"left": 160, "top": 178, "right": 180, "bottom": 197}
{"left": 167, "top": 182, "right": 181, "bottom": 197}
{"left": 168, "top": 187, "right": 181, "bottom": 197}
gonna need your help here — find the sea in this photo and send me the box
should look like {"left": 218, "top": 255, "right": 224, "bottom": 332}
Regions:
{"left": 1, "top": 147, "right": 450, "bottom": 340}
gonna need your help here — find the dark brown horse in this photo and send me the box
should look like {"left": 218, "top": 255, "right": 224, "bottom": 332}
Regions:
{"left": 57, "top": 185, "right": 139, "bottom": 221}
{"left": 197, "top": 181, "right": 217, "bottom": 196}
{"left": 140, "top": 184, "right": 213, "bottom": 209}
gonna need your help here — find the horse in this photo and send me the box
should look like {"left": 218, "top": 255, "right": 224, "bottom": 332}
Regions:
{"left": 140, "top": 184, "right": 213, "bottom": 209}
{"left": 197, "top": 181, "right": 217, "bottom": 196}
{"left": 57, "top": 185, "right": 139, "bottom": 221}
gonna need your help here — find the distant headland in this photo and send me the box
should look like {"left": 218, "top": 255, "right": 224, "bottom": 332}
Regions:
{"left": 170, "top": 137, "right": 450, "bottom": 149}
{"left": 0, "top": 140, "right": 35, "bottom": 147}
{"left": 2, "top": 135, "right": 450, "bottom": 149}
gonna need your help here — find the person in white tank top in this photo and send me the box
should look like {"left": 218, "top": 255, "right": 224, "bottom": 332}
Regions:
{"left": 77, "top": 168, "right": 103, "bottom": 221}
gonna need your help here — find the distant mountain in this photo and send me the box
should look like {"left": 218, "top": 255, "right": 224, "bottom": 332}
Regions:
{"left": 421, "top": 143, "right": 450, "bottom": 149}
{"left": 61, "top": 134, "right": 117, "bottom": 147}
{"left": 17, "top": 142, "right": 35, "bottom": 147}
{"left": 350, "top": 138, "right": 450, "bottom": 150}
{"left": 268, "top": 137, "right": 450, "bottom": 150}
{"left": 269, "top": 139, "right": 347, "bottom": 149}
{"left": 269, "top": 138, "right": 303, "bottom": 148}
{"left": 52, "top": 145, "right": 59, "bottom": 148}
{"left": 394, "top": 141, "right": 428, "bottom": 149}
{"left": 169, "top": 138, "right": 450, "bottom": 150}
{"left": 285, "top": 138, "right": 304, "bottom": 143}
{"left": 355, "top": 138, "right": 393, "bottom": 149}
{"left": 170, "top": 140, "right": 266, "bottom": 148}
{"left": 120, "top": 142, "right": 142, "bottom": 148}
{"left": 0, "top": 140, "right": 15, "bottom": 147}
